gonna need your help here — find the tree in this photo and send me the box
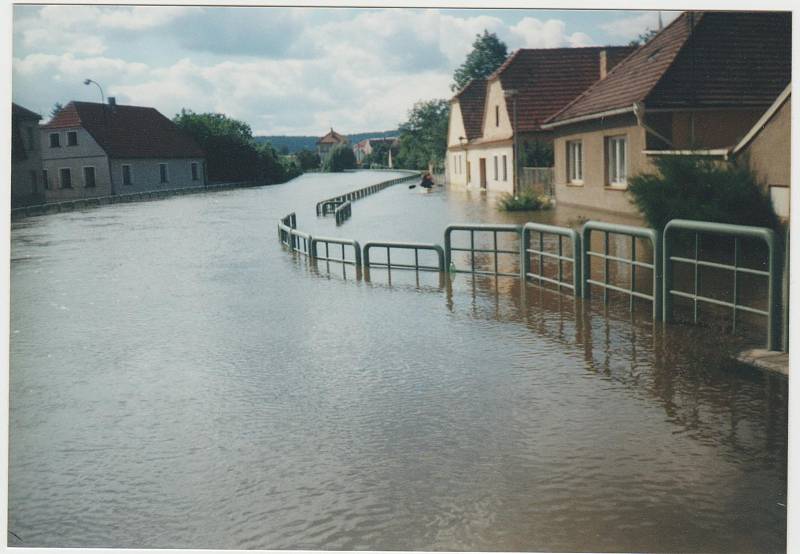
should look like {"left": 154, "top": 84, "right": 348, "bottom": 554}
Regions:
{"left": 628, "top": 28, "right": 659, "bottom": 47}
{"left": 322, "top": 144, "right": 356, "bottom": 172}
{"left": 50, "top": 102, "right": 63, "bottom": 118}
{"left": 296, "top": 149, "right": 321, "bottom": 171}
{"left": 362, "top": 141, "right": 392, "bottom": 167}
{"left": 395, "top": 99, "right": 450, "bottom": 170}
{"left": 452, "top": 30, "right": 508, "bottom": 92}
{"left": 519, "top": 140, "right": 554, "bottom": 167}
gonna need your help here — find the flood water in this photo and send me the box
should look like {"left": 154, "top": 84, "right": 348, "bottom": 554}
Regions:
{"left": 9, "top": 171, "right": 787, "bottom": 552}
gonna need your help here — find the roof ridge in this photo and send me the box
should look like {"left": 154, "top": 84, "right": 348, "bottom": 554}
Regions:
{"left": 545, "top": 11, "right": 697, "bottom": 125}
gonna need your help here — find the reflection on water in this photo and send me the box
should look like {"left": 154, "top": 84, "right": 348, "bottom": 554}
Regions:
{"left": 9, "top": 172, "right": 786, "bottom": 552}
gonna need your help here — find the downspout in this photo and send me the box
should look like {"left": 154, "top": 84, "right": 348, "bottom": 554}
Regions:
{"left": 633, "top": 102, "right": 674, "bottom": 148}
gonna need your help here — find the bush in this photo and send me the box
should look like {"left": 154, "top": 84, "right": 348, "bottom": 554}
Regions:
{"left": 322, "top": 144, "right": 356, "bottom": 172}
{"left": 628, "top": 156, "right": 779, "bottom": 231}
{"left": 498, "top": 191, "right": 553, "bottom": 212}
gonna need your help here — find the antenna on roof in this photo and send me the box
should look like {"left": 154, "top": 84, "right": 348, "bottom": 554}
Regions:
{"left": 658, "top": 11, "right": 663, "bottom": 30}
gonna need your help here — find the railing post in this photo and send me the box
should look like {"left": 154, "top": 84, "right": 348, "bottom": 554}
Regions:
{"left": 581, "top": 224, "right": 591, "bottom": 299}
{"left": 663, "top": 223, "right": 673, "bottom": 323}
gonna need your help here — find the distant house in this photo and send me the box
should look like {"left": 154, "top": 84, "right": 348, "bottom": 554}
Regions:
{"left": 446, "top": 45, "right": 635, "bottom": 193}
{"left": 317, "top": 128, "right": 348, "bottom": 161}
{"left": 354, "top": 137, "right": 398, "bottom": 166}
{"left": 11, "top": 103, "right": 43, "bottom": 207}
{"left": 543, "top": 11, "right": 791, "bottom": 216}
{"left": 41, "top": 98, "right": 206, "bottom": 202}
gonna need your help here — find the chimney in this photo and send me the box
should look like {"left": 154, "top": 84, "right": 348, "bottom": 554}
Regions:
{"left": 108, "top": 97, "right": 116, "bottom": 109}
{"left": 599, "top": 50, "right": 609, "bottom": 80}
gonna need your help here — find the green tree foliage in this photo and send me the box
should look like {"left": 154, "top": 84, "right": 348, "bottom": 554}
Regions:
{"left": 295, "top": 149, "right": 321, "bottom": 171}
{"left": 628, "top": 28, "right": 659, "bottom": 47}
{"left": 627, "top": 156, "right": 778, "bottom": 231}
{"left": 50, "top": 102, "right": 63, "bottom": 119}
{"left": 173, "top": 109, "right": 300, "bottom": 184}
{"left": 361, "top": 141, "right": 392, "bottom": 167}
{"left": 452, "top": 30, "right": 508, "bottom": 92}
{"left": 519, "top": 140, "right": 554, "bottom": 167}
{"left": 322, "top": 144, "right": 356, "bottom": 172}
{"left": 395, "top": 99, "right": 450, "bottom": 170}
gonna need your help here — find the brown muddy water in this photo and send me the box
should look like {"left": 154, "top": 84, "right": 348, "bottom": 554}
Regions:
{"left": 9, "top": 171, "right": 787, "bottom": 551}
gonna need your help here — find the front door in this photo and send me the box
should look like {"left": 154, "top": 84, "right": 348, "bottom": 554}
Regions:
{"left": 479, "top": 158, "right": 487, "bottom": 190}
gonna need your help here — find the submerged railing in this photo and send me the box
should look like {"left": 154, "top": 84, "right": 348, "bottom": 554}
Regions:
{"left": 582, "top": 221, "right": 662, "bottom": 320}
{"left": 522, "top": 222, "right": 582, "bottom": 295}
{"left": 315, "top": 172, "right": 419, "bottom": 218}
{"left": 278, "top": 182, "right": 787, "bottom": 353}
{"left": 444, "top": 224, "right": 522, "bottom": 277}
{"left": 663, "top": 219, "right": 781, "bottom": 351}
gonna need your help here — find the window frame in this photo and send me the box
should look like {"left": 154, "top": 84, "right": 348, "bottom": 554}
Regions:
{"left": 42, "top": 169, "right": 49, "bottom": 190}
{"left": 566, "top": 140, "right": 583, "bottom": 184}
{"left": 191, "top": 161, "right": 199, "bottom": 181}
{"left": 83, "top": 166, "right": 96, "bottom": 188}
{"left": 502, "top": 155, "right": 507, "bottom": 181}
{"left": 49, "top": 133, "right": 60, "bottom": 148}
{"left": 606, "top": 135, "right": 628, "bottom": 188}
{"left": 122, "top": 164, "right": 133, "bottom": 186}
{"left": 66, "top": 131, "right": 78, "bottom": 147}
{"left": 59, "top": 167, "right": 72, "bottom": 189}
{"left": 493, "top": 155, "right": 498, "bottom": 181}
{"left": 159, "top": 163, "right": 169, "bottom": 184}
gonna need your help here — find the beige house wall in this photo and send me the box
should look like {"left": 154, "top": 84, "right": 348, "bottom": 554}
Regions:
{"left": 447, "top": 101, "right": 467, "bottom": 148}
{"left": 553, "top": 114, "right": 648, "bottom": 216}
{"left": 480, "top": 80, "right": 513, "bottom": 143}
{"left": 740, "top": 97, "right": 791, "bottom": 219}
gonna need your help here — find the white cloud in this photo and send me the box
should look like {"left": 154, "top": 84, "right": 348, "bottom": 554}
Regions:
{"left": 600, "top": 11, "right": 680, "bottom": 41}
{"left": 509, "top": 18, "right": 597, "bottom": 49}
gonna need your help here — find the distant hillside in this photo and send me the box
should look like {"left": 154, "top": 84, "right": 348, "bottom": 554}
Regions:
{"left": 255, "top": 130, "right": 399, "bottom": 154}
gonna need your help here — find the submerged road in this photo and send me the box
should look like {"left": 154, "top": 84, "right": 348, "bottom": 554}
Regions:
{"left": 9, "top": 170, "right": 787, "bottom": 551}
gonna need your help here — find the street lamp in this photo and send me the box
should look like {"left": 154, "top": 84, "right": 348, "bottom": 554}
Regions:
{"left": 83, "top": 78, "right": 105, "bottom": 105}
{"left": 504, "top": 89, "right": 519, "bottom": 198}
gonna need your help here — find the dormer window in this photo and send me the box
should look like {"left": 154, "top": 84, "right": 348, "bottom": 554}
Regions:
{"left": 49, "top": 133, "right": 60, "bottom": 148}
{"left": 67, "top": 131, "right": 78, "bottom": 146}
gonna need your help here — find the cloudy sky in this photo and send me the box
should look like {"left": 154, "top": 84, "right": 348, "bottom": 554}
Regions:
{"left": 12, "top": 5, "right": 680, "bottom": 136}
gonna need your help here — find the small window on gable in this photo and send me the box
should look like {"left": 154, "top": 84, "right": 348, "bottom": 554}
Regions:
{"left": 67, "top": 131, "right": 78, "bottom": 146}
{"left": 495, "top": 105, "right": 500, "bottom": 127}
{"left": 49, "top": 133, "right": 60, "bottom": 148}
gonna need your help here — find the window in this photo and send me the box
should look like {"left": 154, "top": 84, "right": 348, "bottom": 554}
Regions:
{"left": 122, "top": 164, "right": 132, "bottom": 186}
{"left": 606, "top": 136, "right": 627, "bottom": 186}
{"left": 191, "top": 162, "right": 199, "bottom": 181}
{"left": 83, "top": 166, "right": 96, "bottom": 188}
{"left": 59, "top": 168, "right": 72, "bottom": 189}
{"left": 502, "top": 155, "right": 507, "bottom": 181}
{"left": 67, "top": 131, "right": 78, "bottom": 146}
{"left": 495, "top": 105, "right": 500, "bottom": 127}
{"left": 159, "top": 163, "right": 168, "bottom": 184}
{"left": 567, "top": 140, "right": 583, "bottom": 183}
{"left": 49, "top": 133, "right": 60, "bottom": 148}
{"left": 493, "top": 156, "right": 498, "bottom": 180}
{"left": 42, "top": 169, "right": 49, "bottom": 190}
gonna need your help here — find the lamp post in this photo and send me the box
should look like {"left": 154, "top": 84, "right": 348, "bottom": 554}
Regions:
{"left": 504, "top": 89, "right": 519, "bottom": 198}
{"left": 83, "top": 78, "right": 105, "bottom": 105}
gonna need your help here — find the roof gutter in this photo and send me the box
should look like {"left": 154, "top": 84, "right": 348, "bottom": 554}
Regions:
{"left": 540, "top": 106, "right": 633, "bottom": 130}
{"left": 632, "top": 102, "right": 675, "bottom": 148}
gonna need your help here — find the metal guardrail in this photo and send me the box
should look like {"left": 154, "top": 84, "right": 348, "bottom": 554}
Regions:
{"left": 582, "top": 221, "right": 662, "bottom": 320}
{"left": 288, "top": 228, "right": 313, "bottom": 256}
{"left": 315, "top": 172, "right": 418, "bottom": 216}
{"left": 663, "top": 219, "right": 781, "bottom": 351}
{"left": 522, "top": 222, "right": 582, "bottom": 295}
{"left": 335, "top": 201, "right": 352, "bottom": 225}
{"left": 444, "top": 224, "right": 522, "bottom": 277}
{"left": 277, "top": 212, "right": 297, "bottom": 248}
{"left": 363, "top": 241, "right": 445, "bottom": 272}
{"left": 311, "top": 236, "right": 362, "bottom": 267}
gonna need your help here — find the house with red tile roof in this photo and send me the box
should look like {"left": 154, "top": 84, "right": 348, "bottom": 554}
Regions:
{"left": 542, "top": 11, "right": 791, "bottom": 217}
{"left": 446, "top": 45, "right": 634, "bottom": 193}
{"left": 41, "top": 99, "right": 206, "bottom": 202}
{"left": 11, "top": 103, "right": 43, "bottom": 207}
{"left": 317, "top": 128, "right": 348, "bottom": 162}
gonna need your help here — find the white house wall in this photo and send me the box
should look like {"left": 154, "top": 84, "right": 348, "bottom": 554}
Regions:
{"left": 41, "top": 127, "right": 111, "bottom": 200}
{"left": 110, "top": 158, "right": 206, "bottom": 194}
{"left": 447, "top": 101, "right": 468, "bottom": 148}
{"left": 480, "top": 80, "right": 513, "bottom": 142}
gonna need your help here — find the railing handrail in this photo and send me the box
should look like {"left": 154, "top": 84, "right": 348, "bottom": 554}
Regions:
{"left": 444, "top": 223, "right": 522, "bottom": 277}
{"left": 582, "top": 220, "right": 662, "bottom": 320}
{"left": 522, "top": 222, "right": 582, "bottom": 295}
{"left": 363, "top": 241, "right": 445, "bottom": 272}
{"left": 663, "top": 218, "right": 780, "bottom": 351}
